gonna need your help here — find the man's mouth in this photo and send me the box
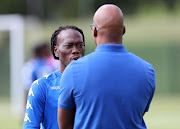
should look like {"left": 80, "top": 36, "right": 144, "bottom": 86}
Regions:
{"left": 71, "top": 56, "right": 80, "bottom": 61}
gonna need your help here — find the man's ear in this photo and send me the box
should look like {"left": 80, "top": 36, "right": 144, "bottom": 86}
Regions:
{"left": 54, "top": 46, "right": 59, "bottom": 58}
{"left": 93, "top": 27, "right": 97, "bottom": 37}
{"left": 122, "top": 25, "right": 126, "bottom": 35}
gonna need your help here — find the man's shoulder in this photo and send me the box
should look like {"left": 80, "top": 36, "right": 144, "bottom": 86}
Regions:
{"left": 31, "top": 71, "right": 59, "bottom": 88}
{"left": 129, "top": 53, "right": 155, "bottom": 78}
{"left": 74, "top": 52, "right": 96, "bottom": 64}
{"left": 129, "top": 52, "right": 152, "bottom": 65}
{"left": 68, "top": 53, "right": 94, "bottom": 70}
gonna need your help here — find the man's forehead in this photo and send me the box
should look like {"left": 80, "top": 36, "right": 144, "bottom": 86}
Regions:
{"left": 62, "top": 38, "right": 83, "bottom": 44}
{"left": 59, "top": 29, "right": 81, "bottom": 37}
{"left": 57, "top": 29, "right": 83, "bottom": 44}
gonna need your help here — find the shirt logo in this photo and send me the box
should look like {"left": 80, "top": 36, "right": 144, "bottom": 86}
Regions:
{"left": 26, "top": 100, "right": 33, "bottom": 109}
{"left": 50, "top": 86, "right": 60, "bottom": 90}
{"left": 28, "top": 87, "right": 34, "bottom": 97}
{"left": 33, "top": 80, "right": 39, "bottom": 85}
{"left": 44, "top": 74, "right": 50, "bottom": 79}
{"left": 24, "top": 113, "right": 31, "bottom": 122}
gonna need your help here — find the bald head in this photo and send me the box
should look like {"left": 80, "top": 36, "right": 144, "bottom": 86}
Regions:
{"left": 93, "top": 4, "right": 124, "bottom": 31}
{"left": 92, "top": 4, "right": 125, "bottom": 45}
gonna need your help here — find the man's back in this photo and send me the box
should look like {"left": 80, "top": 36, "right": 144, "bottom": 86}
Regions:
{"left": 59, "top": 44, "right": 155, "bottom": 129}
{"left": 58, "top": 4, "right": 156, "bottom": 129}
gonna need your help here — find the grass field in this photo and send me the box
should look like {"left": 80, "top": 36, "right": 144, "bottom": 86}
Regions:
{"left": 144, "top": 94, "right": 180, "bottom": 129}
{"left": 0, "top": 94, "right": 180, "bottom": 129}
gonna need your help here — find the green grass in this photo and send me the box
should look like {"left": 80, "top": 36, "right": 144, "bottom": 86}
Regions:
{"left": 144, "top": 94, "right": 180, "bottom": 129}
{"left": 0, "top": 98, "right": 23, "bottom": 129}
{"left": 0, "top": 94, "right": 180, "bottom": 129}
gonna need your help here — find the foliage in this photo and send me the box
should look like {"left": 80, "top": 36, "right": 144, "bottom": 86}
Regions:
{"left": 0, "top": 0, "right": 178, "bottom": 19}
{"left": 0, "top": 0, "right": 26, "bottom": 14}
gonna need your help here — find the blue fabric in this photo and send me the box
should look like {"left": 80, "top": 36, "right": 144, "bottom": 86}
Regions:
{"left": 58, "top": 44, "right": 156, "bottom": 129}
{"left": 32, "top": 58, "right": 52, "bottom": 82}
{"left": 23, "top": 70, "right": 61, "bottom": 129}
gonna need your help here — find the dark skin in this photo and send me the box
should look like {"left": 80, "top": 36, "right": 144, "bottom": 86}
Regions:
{"left": 58, "top": 108, "right": 76, "bottom": 129}
{"left": 55, "top": 29, "right": 85, "bottom": 129}
{"left": 93, "top": 4, "right": 125, "bottom": 46}
{"left": 54, "top": 29, "right": 85, "bottom": 74}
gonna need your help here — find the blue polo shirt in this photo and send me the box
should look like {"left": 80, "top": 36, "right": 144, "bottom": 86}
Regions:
{"left": 23, "top": 70, "right": 61, "bottom": 129}
{"left": 58, "top": 44, "right": 156, "bottom": 129}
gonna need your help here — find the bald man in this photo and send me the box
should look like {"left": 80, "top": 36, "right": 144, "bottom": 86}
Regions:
{"left": 58, "top": 4, "right": 156, "bottom": 129}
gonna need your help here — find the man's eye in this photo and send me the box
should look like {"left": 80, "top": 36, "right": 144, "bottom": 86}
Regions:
{"left": 79, "top": 43, "right": 85, "bottom": 47}
{"left": 64, "top": 44, "right": 72, "bottom": 48}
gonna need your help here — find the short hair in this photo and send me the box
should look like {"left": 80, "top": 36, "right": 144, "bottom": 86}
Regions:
{"left": 33, "top": 42, "right": 49, "bottom": 58}
{"left": 51, "top": 25, "right": 85, "bottom": 60}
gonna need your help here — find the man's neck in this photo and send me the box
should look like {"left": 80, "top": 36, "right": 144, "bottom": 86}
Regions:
{"left": 96, "top": 37, "right": 122, "bottom": 46}
{"left": 58, "top": 64, "right": 65, "bottom": 74}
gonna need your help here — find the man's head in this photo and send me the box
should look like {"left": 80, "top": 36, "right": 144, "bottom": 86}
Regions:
{"left": 51, "top": 25, "right": 85, "bottom": 72}
{"left": 33, "top": 43, "right": 50, "bottom": 58}
{"left": 91, "top": 4, "right": 125, "bottom": 46}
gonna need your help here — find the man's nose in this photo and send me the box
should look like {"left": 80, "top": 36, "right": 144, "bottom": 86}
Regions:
{"left": 71, "top": 46, "right": 80, "bottom": 54}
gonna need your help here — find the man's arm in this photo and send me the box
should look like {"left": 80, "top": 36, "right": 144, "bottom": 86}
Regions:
{"left": 58, "top": 107, "right": 75, "bottom": 129}
{"left": 144, "top": 64, "right": 156, "bottom": 116}
{"left": 23, "top": 79, "right": 46, "bottom": 129}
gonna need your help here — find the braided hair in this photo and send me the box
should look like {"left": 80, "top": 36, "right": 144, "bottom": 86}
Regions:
{"left": 51, "top": 25, "right": 85, "bottom": 60}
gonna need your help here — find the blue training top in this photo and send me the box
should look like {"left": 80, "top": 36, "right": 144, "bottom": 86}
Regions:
{"left": 58, "top": 44, "right": 156, "bottom": 129}
{"left": 23, "top": 70, "right": 61, "bottom": 129}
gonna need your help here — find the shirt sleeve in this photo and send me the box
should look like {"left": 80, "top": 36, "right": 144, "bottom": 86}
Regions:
{"left": 58, "top": 64, "right": 75, "bottom": 110}
{"left": 23, "top": 79, "right": 46, "bottom": 129}
{"left": 144, "top": 64, "right": 156, "bottom": 112}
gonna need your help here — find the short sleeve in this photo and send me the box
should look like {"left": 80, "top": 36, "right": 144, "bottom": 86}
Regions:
{"left": 58, "top": 64, "right": 75, "bottom": 110}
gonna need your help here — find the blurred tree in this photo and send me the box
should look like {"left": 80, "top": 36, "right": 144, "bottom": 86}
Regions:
{"left": 78, "top": 0, "right": 94, "bottom": 18}
{"left": 26, "top": 0, "right": 44, "bottom": 18}
{"left": 43, "top": 0, "right": 79, "bottom": 19}
{"left": 0, "top": 0, "right": 26, "bottom": 14}
{"left": 93, "top": 0, "right": 138, "bottom": 15}
{"left": 163, "top": 0, "right": 177, "bottom": 11}
{"left": 0, "top": 0, "right": 179, "bottom": 19}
